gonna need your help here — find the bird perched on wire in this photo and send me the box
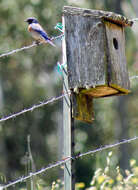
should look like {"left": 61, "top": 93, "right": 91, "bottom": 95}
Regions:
{"left": 25, "top": 17, "right": 56, "bottom": 47}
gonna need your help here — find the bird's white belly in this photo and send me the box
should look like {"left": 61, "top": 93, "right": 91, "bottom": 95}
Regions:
{"left": 30, "top": 30, "right": 41, "bottom": 40}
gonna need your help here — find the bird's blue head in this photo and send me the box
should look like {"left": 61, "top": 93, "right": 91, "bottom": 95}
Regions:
{"left": 25, "top": 17, "right": 38, "bottom": 24}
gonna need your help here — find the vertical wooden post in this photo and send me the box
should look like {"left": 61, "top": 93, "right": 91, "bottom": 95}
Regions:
{"left": 62, "top": 16, "right": 75, "bottom": 190}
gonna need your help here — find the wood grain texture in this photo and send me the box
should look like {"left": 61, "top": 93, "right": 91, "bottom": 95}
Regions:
{"left": 64, "top": 14, "right": 107, "bottom": 89}
{"left": 63, "top": 6, "right": 133, "bottom": 26}
{"left": 62, "top": 16, "right": 75, "bottom": 190}
{"left": 81, "top": 86, "right": 119, "bottom": 97}
{"left": 72, "top": 93, "right": 94, "bottom": 123}
{"left": 105, "top": 21, "right": 130, "bottom": 91}
{"left": 63, "top": 6, "right": 130, "bottom": 97}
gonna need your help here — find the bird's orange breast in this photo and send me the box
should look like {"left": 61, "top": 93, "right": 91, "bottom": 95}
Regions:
{"left": 28, "top": 25, "right": 33, "bottom": 32}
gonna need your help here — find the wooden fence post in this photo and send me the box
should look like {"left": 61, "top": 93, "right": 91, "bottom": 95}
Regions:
{"left": 62, "top": 16, "right": 75, "bottom": 190}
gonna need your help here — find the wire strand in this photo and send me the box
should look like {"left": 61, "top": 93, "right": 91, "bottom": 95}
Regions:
{"left": 1, "top": 136, "right": 138, "bottom": 189}
{"left": 131, "top": 18, "right": 138, "bottom": 22}
{"left": 0, "top": 91, "right": 70, "bottom": 123}
{"left": 0, "top": 34, "right": 63, "bottom": 59}
{"left": 0, "top": 75, "right": 137, "bottom": 123}
{"left": 77, "top": 136, "right": 138, "bottom": 158}
{"left": 130, "top": 75, "right": 138, "bottom": 80}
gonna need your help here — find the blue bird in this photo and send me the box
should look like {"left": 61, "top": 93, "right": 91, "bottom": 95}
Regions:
{"left": 25, "top": 17, "right": 56, "bottom": 47}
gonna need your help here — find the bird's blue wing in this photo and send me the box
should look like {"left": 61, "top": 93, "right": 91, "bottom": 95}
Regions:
{"left": 36, "top": 30, "right": 49, "bottom": 40}
{"left": 31, "top": 23, "right": 50, "bottom": 40}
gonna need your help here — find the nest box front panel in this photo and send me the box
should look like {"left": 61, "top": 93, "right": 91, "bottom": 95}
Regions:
{"left": 105, "top": 22, "right": 130, "bottom": 93}
{"left": 65, "top": 15, "right": 107, "bottom": 89}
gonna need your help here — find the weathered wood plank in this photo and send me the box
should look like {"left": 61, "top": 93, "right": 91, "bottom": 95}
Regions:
{"left": 63, "top": 6, "right": 131, "bottom": 97}
{"left": 62, "top": 16, "right": 75, "bottom": 190}
{"left": 63, "top": 6, "right": 133, "bottom": 26}
{"left": 72, "top": 93, "right": 94, "bottom": 123}
{"left": 65, "top": 14, "right": 107, "bottom": 89}
{"left": 81, "top": 86, "right": 119, "bottom": 97}
{"left": 105, "top": 21, "right": 130, "bottom": 91}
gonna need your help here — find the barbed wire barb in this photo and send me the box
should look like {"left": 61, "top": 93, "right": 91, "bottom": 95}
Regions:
{"left": 78, "top": 136, "right": 138, "bottom": 158}
{"left": 131, "top": 18, "right": 138, "bottom": 22}
{"left": 0, "top": 43, "right": 37, "bottom": 58}
{"left": 0, "top": 91, "right": 70, "bottom": 123}
{"left": 1, "top": 136, "right": 138, "bottom": 189}
{"left": 0, "top": 75, "right": 137, "bottom": 123}
{"left": 0, "top": 34, "right": 63, "bottom": 59}
{"left": 130, "top": 75, "right": 138, "bottom": 80}
{"left": 0, "top": 18, "right": 137, "bottom": 190}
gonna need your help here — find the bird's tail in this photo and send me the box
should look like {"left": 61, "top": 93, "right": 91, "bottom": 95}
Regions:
{"left": 47, "top": 39, "right": 56, "bottom": 47}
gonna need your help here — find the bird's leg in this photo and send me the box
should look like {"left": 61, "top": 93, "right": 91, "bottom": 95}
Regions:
{"left": 34, "top": 40, "right": 41, "bottom": 46}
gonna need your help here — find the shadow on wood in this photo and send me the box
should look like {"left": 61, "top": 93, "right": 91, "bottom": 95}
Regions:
{"left": 72, "top": 93, "right": 94, "bottom": 123}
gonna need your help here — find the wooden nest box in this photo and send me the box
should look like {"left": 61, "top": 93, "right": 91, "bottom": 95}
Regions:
{"left": 63, "top": 6, "right": 133, "bottom": 123}
{"left": 63, "top": 6, "right": 133, "bottom": 97}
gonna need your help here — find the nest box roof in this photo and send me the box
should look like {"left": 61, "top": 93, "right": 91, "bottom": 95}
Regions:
{"left": 63, "top": 6, "right": 133, "bottom": 27}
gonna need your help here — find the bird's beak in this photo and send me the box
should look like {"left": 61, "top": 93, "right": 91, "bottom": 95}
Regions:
{"left": 24, "top": 19, "right": 27, "bottom": 22}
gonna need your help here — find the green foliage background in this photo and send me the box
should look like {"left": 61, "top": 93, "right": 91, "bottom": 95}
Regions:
{"left": 0, "top": 0, "right": 137, "bottom": 189}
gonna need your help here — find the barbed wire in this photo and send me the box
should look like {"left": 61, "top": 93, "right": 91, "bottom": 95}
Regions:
{"left": 0, "top": 17, "right": 137, "bottom": 59}
{"left": 130, "top": 75, "right": 138, "bottom": 80}
{"left": 131, "top": 18, "right": 138, "bottom": 22}
{"left": 0, "top": 20, "right": 137, "bottom": 190}
{"left": 0, "top": 136, "right": 137, "bottom": 189}
{"left": 0, "top": 91, "right": 70, "bottom": 123}
{"left": 0, "top": 158, "right": 70, "bottom": 189}
{"left": 0, "top": 75, "right": 137, "bottom": 123}
{"left": 0, "top": 34, "right": 63, "bottom": 59}
{"left": 78, "top": 136, "right": 138, "bottom": 158}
